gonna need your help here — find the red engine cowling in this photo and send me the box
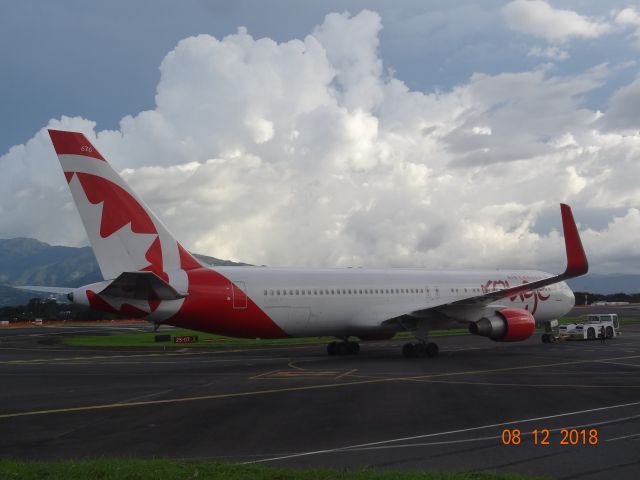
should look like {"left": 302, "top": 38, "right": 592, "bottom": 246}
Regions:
{"left": 468, "top": 308, "right": 535, "bottom": 342}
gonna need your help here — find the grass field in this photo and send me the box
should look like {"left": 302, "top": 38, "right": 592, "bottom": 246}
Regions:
{"left": 0, "top": 459, "right": 546, "bottom": 480}
{"left": 62, "top": 328, "right": 468, "bottom": 348}
{"left": 60, "top": 316, "right": 640, "bottom": 349}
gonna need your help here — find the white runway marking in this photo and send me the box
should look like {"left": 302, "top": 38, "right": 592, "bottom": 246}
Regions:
{"left": 605, "top": 432, "right": 640, "bottom": 442}
{"left": 242, "top": 400, "right": 640, "bottom": 464}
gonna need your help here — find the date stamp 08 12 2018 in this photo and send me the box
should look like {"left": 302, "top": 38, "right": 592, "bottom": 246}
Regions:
{"left": 501, "top": 428, "right": 599, "bottom": 446}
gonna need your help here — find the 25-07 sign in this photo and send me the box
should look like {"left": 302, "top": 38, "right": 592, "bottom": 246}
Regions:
{"left": 174, "top": 335, "right": 198, "bottom": 343}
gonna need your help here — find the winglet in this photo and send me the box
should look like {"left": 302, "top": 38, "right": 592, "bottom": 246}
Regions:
{"left": 560, "top": 203, "right": 588, "bottom": 277}
{"left": 439, "top": 203, "right": 589, "bottom": 309}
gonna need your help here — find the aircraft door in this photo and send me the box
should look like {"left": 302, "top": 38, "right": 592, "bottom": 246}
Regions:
{"left": 231, "top": 281, "right": 248, "bottom": 310}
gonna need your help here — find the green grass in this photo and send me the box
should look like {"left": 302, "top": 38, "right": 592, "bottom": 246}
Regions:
{"left": 62, "top": 328, "right": 470, "bottom": 348}
{"left": 0, "top": 459, "right": 546, "bottom": 480}
{"left": 60, "top": 315, "right": 640, "bottom": 349}
{"left": 64, "top": 329, "right": 335, "bottom": 348}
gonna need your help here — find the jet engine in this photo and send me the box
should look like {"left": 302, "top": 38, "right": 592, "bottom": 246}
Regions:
{"left": 468, "top": 308, "right": 535, "bottom": 342}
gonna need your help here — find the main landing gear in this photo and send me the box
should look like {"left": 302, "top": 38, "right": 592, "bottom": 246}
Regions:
{"left": 327, "top": 340, "right": 360, "bottom": 355}
{"left": 403, "top": 320, "right": 439, "bottom": 358}
{"left": 402, "top": 341, "right": 439, "bottom": 358}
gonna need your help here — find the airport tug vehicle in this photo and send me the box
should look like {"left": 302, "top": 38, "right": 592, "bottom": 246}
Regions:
{"left": 558, "top": 314, "right": 621, "bottom": 340}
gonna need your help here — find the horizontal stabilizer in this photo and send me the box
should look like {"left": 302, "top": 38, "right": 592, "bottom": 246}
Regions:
{"left": 13, "top": 285, "right": 74, "bottom": 295}
{"left": 99, "top": 271, "right": 186, "bottom": 301}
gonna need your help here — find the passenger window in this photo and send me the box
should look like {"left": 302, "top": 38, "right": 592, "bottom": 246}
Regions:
{"left": 359, "top": 289, "right": 363, "bottom": 294}
{"left": 277, "top": 289, "right": 281, "bottom": 295}
{"left": 270, "top": 289, "right": 274, "bottom": 295}
{"left": 295, "top": 289, "right": 299, "bottom": 295}
{"left": 264, "top": 289, "right": 268, "bottom": 296}
{"left": 319, "top": 290, "right": 323, "bottom": 295}
{"left": 331, "top": 289, "right": 335, "bottom": 295}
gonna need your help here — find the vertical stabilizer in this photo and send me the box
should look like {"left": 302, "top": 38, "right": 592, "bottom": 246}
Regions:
{"left": 48, "top": 130, "right": 202, "bottom": 281}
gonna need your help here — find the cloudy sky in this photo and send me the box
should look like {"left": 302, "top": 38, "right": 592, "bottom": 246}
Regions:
{"left": 1, "top": 0, "right": 640, "bottom": 274}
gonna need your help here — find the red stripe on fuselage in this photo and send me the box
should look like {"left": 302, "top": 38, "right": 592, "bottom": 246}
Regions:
{"left": 168, "top": 267, "right": 288, "bottom": 339}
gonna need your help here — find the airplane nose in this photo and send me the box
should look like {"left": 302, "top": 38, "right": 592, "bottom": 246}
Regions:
{"left": 566, "top": 287, "right": 575, "bottom": 308}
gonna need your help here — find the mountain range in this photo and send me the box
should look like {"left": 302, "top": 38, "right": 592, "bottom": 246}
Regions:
{"left": 0, "top": 237, "right": 638, "bottom": 306}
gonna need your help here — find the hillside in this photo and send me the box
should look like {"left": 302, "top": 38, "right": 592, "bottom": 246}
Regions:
{"left": 0, "top": 238, "right": 248, "bottom": 306}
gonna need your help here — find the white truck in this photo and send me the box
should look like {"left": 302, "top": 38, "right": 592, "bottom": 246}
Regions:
{"left": 558, "top": 314, "right": 621, "bottom": 340}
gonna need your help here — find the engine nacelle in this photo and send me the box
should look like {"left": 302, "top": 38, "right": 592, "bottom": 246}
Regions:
{"left": 468, "top": 308, "right": 535, "bottom": 342}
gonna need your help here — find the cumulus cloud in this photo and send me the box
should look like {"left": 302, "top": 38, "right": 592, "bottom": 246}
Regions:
{"left": 597, "top": 77, "right": 640, "bottom": 132}
{"left": 528, "top": 46, "right": 569, "bottom": 61}
{"left": 2, "top": 10, "right": 640, "bottom": 274}
{"left": 615, "top": 7, "right": 640, "bottom": 49}
{"left": 503, "top": 0, "right": 611, "bottom": 42}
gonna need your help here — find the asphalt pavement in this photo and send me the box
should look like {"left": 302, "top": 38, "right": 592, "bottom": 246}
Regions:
{"left": 1, "top": 322, "right": 639, "bottom": 479}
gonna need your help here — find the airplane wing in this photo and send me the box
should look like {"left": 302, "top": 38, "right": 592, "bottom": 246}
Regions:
{"left": 374, "top": 204, "right": 587, "bottom": 329}
{"left": 13, "top": 285, "right": 74, "bottom": 295}
{"left": 419, "top": 203, "right": 586, "bottom": 311}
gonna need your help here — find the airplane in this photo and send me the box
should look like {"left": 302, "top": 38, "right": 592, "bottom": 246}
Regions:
{"left": 23, "top": 129, "right": 588, "bottom": 358}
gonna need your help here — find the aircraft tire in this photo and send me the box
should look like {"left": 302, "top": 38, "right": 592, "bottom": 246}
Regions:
{"left": 402, "top": 343, "right": 415, "bottom": 358}
{"left": 426, "top": 342, "right": 439, "bottom": 358}
{"left": 327, "top": 342, "right": 337, "bottom": 355}
{"left": 414, "top": 343, "right": 427, "bottom": 358}
{"left": 348, "top": 342, "right": 360, "bottom": 355}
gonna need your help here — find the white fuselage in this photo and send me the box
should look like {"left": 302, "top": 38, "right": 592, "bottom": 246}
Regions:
{"left": 214, "top": 266, "right": 575, "bottom": 337}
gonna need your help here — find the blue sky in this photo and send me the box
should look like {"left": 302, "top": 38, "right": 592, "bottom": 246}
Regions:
{"left": 3, "top": 0, "right": 637, "bottom": 153}
{"left": 1, "top": 1, "right": 640, "bottom": 273}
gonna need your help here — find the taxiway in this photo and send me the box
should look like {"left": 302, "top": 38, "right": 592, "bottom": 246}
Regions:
{"left": 1, "top": 323, "right": 639, "bottom": 479}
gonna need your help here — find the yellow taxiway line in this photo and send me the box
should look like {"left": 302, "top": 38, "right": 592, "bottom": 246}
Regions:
{"left": 1, "top": 354, "right": 639, "bottom": 420}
